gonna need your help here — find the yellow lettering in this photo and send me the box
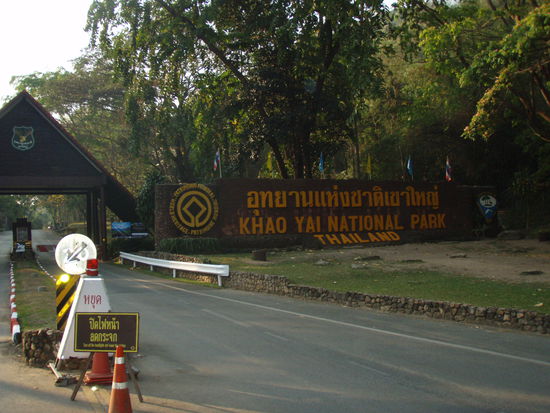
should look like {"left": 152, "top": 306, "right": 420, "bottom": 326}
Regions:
{"left": 385, "top": 215, "right": 394, "bottom": 230}
{"left": 374, "top": 215, "right": 384, "bottom": 230}
{"left": 328, "top": 216, "right": 338, "bottom": 232}
{"left": 305, "top": 217, "right": 317, "bottom": 233}
{"left": 387, "top": 231, "right": 400, "bottom": 241}
{"left": 239, "top": 217, "right": 250, "bottom": 234}
{"left": 393, "top": 215, "right": 404, "bottom": 230}
{"left": 349, "top": 233, "right": 362, "bottom": 243}
{"left": 353, "top": 233, "right": 366, "bottom": 243}
{"left": 339, "top": 216, "right": 349, "bottom": 232}
{"left": 419, "top": 214, "right": 428, "bottom": 229}
{"left": 326, "top": 234, "right": 341, "bottom": 245}
{"left": 276, "top": 217, "right": 287, "bottom": 233}
{"left": 251, "top": 217, "right": 263, "bottom": 234}
{"left": 340, "top": 233, "right": 354, "bottom": 244}
{"left": 295, "top": 216, "right": 305, "bottom": 233}
{"left": 313, "top": 234, "right": 326, "bottom": 245}
{"left": 265, "top": 218, "right": 275, "bottom": 234}
{"left": 410, "top": 214, "right": 419, "bottom": 229}
{"left": 368, "top": 233, "right": 380, "bottom": 242}
{"left": 428, "top": 214, "right": 437, "bottom": 229}
{"left": 363, "top": 216, "right": 373, "bottom": 231}
{"left": 348, "top": 216, "right": 358, "bottom": 231}
{"left": 437, "top": 213, "right": 446, "bottom": 228}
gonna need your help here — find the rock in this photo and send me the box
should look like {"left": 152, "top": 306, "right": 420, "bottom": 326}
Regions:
{"left": 449, "top": 254, "right": 467, "bottom": 259}
{"left": 37, "top": 286, "right": 47, "bottom": 292}
{"left": 400, "top": 259, "right": 424, "bottom": 263}
{"left": 520, "top": 270, "right": 543, "bottom": 275}
{"left": 315, "top": 259, "right": 331, "bottom": 266}
{"left": 351, "top": 263, "right": 367, "bottom": 269}
{"left": 251, "top": 250, "right": 267, "bottom": 261}
{"left": 354, "top": 255, "right": 381, "bottom": 261}
{"left": 497, "top": 230, "right": 525, "bottom": 240}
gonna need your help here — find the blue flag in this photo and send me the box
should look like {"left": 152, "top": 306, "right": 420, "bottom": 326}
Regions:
{"left": 406, "top": 156, "right": 413, "bottom": 178}
{"left": 319, "top": 152, "right": 324, "bottom": 173}
{"left": 445, "top": 156, "right": 452, "bottom": 182}
{"left": 213, "top": 149, "right": 220, "bottom": 171}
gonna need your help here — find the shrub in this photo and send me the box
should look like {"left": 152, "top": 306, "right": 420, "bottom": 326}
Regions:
{"left": 219, "top": 235, "right": 303, "bottom": 251}
{"left": 159, "top": 237, "right": 221, "bottom": 254}
{"left": 158, "top": 235, "right": 304, "bottom": 254}
{"left": 107, "top": 237, "right": 155, "bottom": 258}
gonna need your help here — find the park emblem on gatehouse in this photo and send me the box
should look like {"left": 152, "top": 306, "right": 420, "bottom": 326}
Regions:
{"left": 11, "top": 126, "right": 35, "bottom": 151}
{"left": 169, "top": 183, "right": 219, "bottom": 235}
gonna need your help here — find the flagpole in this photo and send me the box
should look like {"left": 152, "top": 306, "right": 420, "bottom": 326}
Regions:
{"left": 367, "top": 154, "right": 372, "bottom": 180}
{"left": 398, "top": 145, "right": 405, "bottom": 182}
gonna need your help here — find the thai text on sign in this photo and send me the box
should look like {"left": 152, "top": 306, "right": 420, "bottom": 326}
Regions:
{"left": 74, "top": 312, "right": 139, "bottom": 353}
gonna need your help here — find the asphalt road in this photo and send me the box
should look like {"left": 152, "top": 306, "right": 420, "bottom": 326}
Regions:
{"left": 2, "top": 230, "right": 550, "bottom": 412}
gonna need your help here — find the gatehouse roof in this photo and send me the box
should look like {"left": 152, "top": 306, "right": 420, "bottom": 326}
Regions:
{"left": 0, "top": 91, "right": 138, "bottom": 222}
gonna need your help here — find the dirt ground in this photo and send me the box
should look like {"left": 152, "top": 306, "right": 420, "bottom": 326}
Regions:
{"left": 309, "top": 238, "right": 550, "bottom": 285}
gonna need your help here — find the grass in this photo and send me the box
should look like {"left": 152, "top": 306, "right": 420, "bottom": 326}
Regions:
{"left": 199, "top": 251, "right": 550, "bottom": 314}
{"left": 13, "top": 260, "right": 57, "bottom": 330}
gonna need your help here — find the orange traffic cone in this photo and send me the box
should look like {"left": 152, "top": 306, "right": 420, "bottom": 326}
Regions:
{"left": 84, "top": 352, "right": 113, "bottom": 385}
{"left": 108, "top": 346, "right": 132, "bottom": 413}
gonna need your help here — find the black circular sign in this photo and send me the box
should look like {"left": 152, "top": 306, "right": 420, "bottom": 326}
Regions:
{"left": 169, "top": 184, "right": 219, "bottom": 235}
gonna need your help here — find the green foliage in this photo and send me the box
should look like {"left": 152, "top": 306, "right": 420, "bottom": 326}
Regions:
{"left": 386, "top": 0, "right": 549, "bottom": 228}
{"left": 0, "top": 196, "right": 30, "bottom": 228}
{"left": 219, "top": 235, "right": 303, "bottom": 251}
{"left": 107, "top": 236, "right": 155, "bottom": 259}
{"left": 159, "top": 237, "right": 221, "bottom": 254}
{"left": 159, "top": 235, "right": 303, "bottom": 254}
{"left": 462, "top": 4, "right": 550, "bottom": 142}
{"left": 87, "top": 0, "right": 390, "bottom": 179}
{"left": 394, "top": 1, "right": 549, "bottom": 143}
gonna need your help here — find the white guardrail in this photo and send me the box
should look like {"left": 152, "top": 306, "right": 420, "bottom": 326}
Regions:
{"left": 119, "top": 251, "right": 229, "bottom": 287}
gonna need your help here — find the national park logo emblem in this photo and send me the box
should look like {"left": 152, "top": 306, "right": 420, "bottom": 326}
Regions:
{"left": 12, "top": 126, "right": 35, "bottom": 151}
{"left": 169, "top": 183, "right": 219, "bottom": 235}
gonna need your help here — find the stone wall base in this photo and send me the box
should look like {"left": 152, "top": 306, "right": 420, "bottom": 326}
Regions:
{"left": 224, "top": 271, "right": 549, "bottom": 334}
{"left": 131, "top": 251, "right": 550, "bottom": 334}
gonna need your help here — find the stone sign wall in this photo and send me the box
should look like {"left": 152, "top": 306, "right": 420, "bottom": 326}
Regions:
{"left": 156, "top": 179, "right": 477, "bottom": 246}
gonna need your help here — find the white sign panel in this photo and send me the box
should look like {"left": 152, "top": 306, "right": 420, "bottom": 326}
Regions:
{"left": 55, "top": 234, "right": 97, "bottom": 275}
{"left": 57, "top": 276, "right": 111, "bottom": 359}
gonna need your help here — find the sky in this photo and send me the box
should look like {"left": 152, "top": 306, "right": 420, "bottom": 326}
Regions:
{"left": 0, "top": 0, "right": 92, "bottom": 103}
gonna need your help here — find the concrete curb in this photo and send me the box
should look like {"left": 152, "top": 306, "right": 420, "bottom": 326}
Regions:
{"left": 8, "top": 262, "right": 21, "bottom": 344}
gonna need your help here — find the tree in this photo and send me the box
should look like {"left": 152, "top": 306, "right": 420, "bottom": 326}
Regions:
{"left": 135, "top": 170, "right": 165, "bottom": 230}
{"left": 389, "top": 0, "right": 550, "bottom": 227}
{"left": 462, "top": 3, "right": 550, "bottom": 142}
{"left": 87, "top": 0, "right": 389, "bottom": 179}
{"left": 393, "top": 0, "right": 549, "bottom": 142}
